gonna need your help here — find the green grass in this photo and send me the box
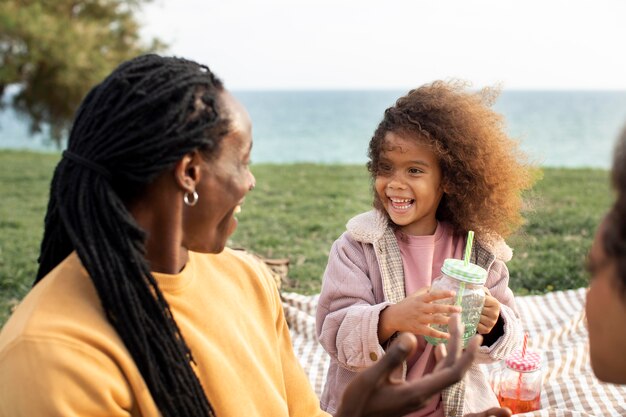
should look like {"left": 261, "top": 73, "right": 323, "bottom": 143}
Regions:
{"left": 230, "top": 164, "right": 373, "bottom": 294}
{"left": 234, "top": 165, "right": 612, "bottom": 296}
{"left": 0, "top": 151, "right": 613, "bottom": 325}
{"left": 0, "top": 151, "right": 61, "bottom": 325}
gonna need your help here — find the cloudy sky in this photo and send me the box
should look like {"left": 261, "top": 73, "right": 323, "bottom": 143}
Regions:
{"left": 139, "top": 0, "right": 626, "bottom": 90}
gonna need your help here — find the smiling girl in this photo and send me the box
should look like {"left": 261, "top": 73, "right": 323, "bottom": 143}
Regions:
{"left": 316, "top": 81, "right": 534, "bottom": 417}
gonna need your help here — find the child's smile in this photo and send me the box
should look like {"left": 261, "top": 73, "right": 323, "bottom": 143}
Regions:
{"left": 375, "top": 131, "right": 445, "bottom": 236}
{"left": 389, "top": 197, "right": 414, "bottom": 211}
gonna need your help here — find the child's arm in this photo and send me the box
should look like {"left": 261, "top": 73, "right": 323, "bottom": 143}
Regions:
{"left": 316, "top": 234, "right": 461, "bottom": 371}
{"left": 316, "top": 234, "right": 389, "bottom": 371}
{"left": 472, "top": 259, "right": 523, "bottom": 364}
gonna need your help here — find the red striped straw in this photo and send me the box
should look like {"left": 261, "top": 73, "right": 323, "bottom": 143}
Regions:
{"left": 521, "top": 332, "right": 528, "bottom": 358}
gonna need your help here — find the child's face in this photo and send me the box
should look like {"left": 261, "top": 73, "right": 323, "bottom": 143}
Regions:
{"left": 586, "top": 218, "right": 626, "bottom": 384}
{"left": 374, "top": 131, "right": 444, "bottom": 236}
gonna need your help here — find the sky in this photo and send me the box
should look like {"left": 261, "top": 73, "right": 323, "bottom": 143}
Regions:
{"left": 140, "top": 0, "right": 626, "bottom": 90}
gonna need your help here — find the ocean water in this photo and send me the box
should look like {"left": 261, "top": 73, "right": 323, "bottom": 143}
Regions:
{"left": 2, "top": 90, "right": 626, "bottom": 168}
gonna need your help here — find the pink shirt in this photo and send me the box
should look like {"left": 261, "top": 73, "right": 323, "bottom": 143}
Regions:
{"left": 395, "top": 221, "right": 465, "bottom": 417}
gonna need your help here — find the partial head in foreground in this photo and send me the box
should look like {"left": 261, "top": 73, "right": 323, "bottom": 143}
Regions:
{"left": 367, "top": 80, "right": 534, "bottom": 238}
{"left": 586, "top": 125, "right": 626, "bottom": 384}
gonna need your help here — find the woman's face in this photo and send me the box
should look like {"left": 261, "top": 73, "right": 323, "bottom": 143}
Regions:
{"left": 585, "top": 218, "right": 626, "bottom": 384}
{"left": 182, "top": 91, "right": 255, "bottom": 254}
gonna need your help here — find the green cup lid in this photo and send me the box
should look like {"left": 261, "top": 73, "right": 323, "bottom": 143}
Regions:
{"left": 441, "top": 258, "right": 487, "bottom": 284}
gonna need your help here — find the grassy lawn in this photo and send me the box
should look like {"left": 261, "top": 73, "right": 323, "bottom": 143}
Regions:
{"left": 0, "top": 151, "right": 613, "bottom": 325}
{"left": 0, "top": 151, "right": 61, "bottom": 325}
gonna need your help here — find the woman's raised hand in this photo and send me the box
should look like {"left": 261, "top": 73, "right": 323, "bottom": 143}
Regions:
{"left": 378, "top": 287, "right": 462, "bottom": 343}
{"left": 464, "top": 408, "right": 512, "bottom": 417}
{"left": 337, "top": 314, "right": 481, "bottom": 417}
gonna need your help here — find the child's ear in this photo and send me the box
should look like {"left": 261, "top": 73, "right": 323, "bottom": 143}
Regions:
{"left": 440, "top": 178, "right": 450, "bottom": 194}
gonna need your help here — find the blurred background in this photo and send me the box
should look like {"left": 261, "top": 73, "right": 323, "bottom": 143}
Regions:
{"left": 2, "top": 0, "right": 626, "bottom": 167}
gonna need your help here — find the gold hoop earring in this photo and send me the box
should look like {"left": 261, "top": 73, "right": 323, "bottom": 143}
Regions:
{"left": 184, "top": 190, "right": 199, "bottom": 206}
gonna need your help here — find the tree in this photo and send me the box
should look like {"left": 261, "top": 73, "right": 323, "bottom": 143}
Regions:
{"left": 0, "top": 0, "right": 164, "bottom": 143}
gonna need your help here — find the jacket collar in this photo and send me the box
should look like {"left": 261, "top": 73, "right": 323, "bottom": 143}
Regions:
{"left": 346, "top": 209, "right": 513, "bottom": 262}
{"left": 346, "top": 210, "right": 388, "bottom": 244}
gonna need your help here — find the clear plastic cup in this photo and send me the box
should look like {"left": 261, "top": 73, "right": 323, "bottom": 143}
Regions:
{"left": 424, "top": 258, "right": 487, "bottom": 347}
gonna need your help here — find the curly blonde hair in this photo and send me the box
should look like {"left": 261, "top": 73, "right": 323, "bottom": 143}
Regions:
{"left": 367, "top": 80, "right": 535, "bottom": 240}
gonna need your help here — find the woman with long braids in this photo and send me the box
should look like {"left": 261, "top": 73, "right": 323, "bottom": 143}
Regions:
{"left": 0, "top": 55, "right": 509, "bottom": 417}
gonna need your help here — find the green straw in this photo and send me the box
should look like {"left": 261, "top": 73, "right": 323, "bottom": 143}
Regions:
{"left": 455, "top": 230, "right": 474, "bottom": 306}
{"left": 455, "top": 282, "right": 465, "bottom": 306}
{"left": 464, "top": 230, "right": 474, "bottom": 266}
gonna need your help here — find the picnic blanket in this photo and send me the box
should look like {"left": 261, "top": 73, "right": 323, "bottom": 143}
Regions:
{"left": 281, "top": 288, "right": 626, "bottom": 417}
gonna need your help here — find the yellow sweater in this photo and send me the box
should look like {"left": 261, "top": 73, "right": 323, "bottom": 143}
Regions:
{"left": 0, "top": 249, "right": 328, "bottom": 417}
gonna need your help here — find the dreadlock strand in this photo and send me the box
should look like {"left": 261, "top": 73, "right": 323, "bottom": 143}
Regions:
{"left": 36, "top": 161, "right": 75, "bottom": 282}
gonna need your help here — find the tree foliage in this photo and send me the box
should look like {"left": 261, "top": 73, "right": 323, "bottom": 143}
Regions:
{"left": 0, "top": 0, "right": 163, "bottom": 143}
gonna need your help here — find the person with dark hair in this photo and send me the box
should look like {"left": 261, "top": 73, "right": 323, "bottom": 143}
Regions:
{"left": 586, "top": 125, "right": 626, "bottom": 385}
{"left": 0, "top": 55, "right": 510, "bottom": 417}
{"left": 316, "top": 81, "right": 534, "bottom": 417}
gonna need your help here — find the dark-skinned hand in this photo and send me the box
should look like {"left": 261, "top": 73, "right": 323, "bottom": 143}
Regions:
{"left": 464, "top": 407, "right": 512, "bottom": 417}
{"left": 335, "top": 314, "right": 510, "bottom": 417}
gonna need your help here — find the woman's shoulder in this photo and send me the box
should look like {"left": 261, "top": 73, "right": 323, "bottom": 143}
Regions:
{"left": 217, "top": 248, "right": 283, "bottom": 292}
{"left": 0, "top": 253, "right": 121, "bottom": 368}
{"left": 207, "top": 248, "right": 276, "bottom": 280}
{"left": 1, "top": 253, "right": 106, "bottom": 336}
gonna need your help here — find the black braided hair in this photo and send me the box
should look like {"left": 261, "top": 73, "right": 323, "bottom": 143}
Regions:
{"left": 35, "top": 54, "right": 231, "bottom": 417}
